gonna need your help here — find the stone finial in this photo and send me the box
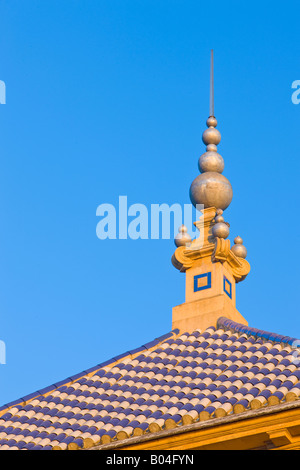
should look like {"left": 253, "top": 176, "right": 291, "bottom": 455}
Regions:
{"left": 174, "top": 225, "right": 192, "bottom": 247}
{"left": 231, "top": 236, "right": 247, "bottom": 259}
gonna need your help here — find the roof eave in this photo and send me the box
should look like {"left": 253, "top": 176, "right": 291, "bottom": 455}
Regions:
{"left": 89, "top": 399, "right": 300, "bottom": 451}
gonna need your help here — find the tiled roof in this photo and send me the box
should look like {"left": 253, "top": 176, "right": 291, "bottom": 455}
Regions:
{"left": 0, "top": 316, "right": 300, "bottom": 450}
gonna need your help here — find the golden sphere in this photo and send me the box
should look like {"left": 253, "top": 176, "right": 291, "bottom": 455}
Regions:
{"left": 231, "top": 237, "right": 247, "bottom": 258}
{"left": 212, "top": 222, "right": 230, "bottom": 239}
{"left": 206, "top": 144, "right": 218, "bottom": 152}
{"left": 215, "top": 214, "right": 224, "bottom": 223}
{"left": 231, "top": 244, "right": 247, "bottom": 258}
{"left": 189, "top": 172, "right": 233, "bottom": 210}
{"left": 175, "top": 225, "right": 192, "bottom": 247}
{"left": 202, "top": 127, "right": 221, "bottom": 146}
{"left": 198, "top": 151, "right": 224, "bottom": 173}
{"left": 206, "top": 116, "right": 217, "bottom": 127}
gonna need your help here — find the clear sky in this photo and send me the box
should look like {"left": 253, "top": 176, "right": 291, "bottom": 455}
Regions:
{"left": 0, "top": 0, "right": 299, "bottom": 406}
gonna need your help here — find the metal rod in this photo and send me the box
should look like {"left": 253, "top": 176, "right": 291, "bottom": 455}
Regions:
{"left": 210, "top": 49, "right": 214, "bottom": 117}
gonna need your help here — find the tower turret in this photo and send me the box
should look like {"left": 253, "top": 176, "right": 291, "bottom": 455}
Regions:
{"left": 172, "top": 51, "right": 250, "bottom": 333}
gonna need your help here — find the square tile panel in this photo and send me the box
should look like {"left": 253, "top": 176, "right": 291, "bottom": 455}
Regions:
{"left": 223, "top": 276, "right": 232, "bottom": 299}
{"left": 194, "top": 272, "right": 212, "bottom": 293}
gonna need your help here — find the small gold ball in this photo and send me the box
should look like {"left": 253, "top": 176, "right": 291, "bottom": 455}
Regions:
{"left": 202, "top": 127, "right": 221, "bottom": 146}
{"left": 206, "top": 116, "right": 217, "bottom": 128}
{"left": 206, "top": 144, "right": 217, "bottom": 152}
{"left": 175, "top": 225, "right": 191, "bottom": 247}
{"left": 231, "top": 238, "right": 247, "bottom": 259}
{"left": 212, "top": 222, "right": 230, "bottom": 239}
{"left": 215, "top": 214, "right": 224, "bottom": 223}
{"left": 198, "top": 151, "right": 224, "bottom": 174}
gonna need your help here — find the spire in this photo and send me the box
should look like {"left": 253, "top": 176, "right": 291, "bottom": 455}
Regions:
{"left": 210, "top": 49, "right": 214, "bottom": 118}
{"left": 189, "top": 50, "right": 233, "bottom": 212}
{"left": 171, "top": 51, "right": 250, "bottom": 333}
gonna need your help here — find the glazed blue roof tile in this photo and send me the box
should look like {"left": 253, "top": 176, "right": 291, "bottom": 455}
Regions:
{"left": 0, "top": 319, "right": 299, "bottom": 449}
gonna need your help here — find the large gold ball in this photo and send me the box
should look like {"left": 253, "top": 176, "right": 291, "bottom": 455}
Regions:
{"left": 189, "top": 172, "right": 233, "bottom": 210}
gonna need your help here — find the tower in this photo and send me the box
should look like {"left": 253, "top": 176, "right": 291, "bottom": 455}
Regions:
{"left": 172, "top": 51, "right": 250, "bottom": 332}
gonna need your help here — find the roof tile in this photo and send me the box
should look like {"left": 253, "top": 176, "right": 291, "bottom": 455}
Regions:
{"left": 0, "top": 318, "right": 299, "bottom": 449}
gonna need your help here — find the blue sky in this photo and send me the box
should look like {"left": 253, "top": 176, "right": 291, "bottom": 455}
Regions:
{"left": 0, "top": 0, "right": 299, "bottom": 406}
